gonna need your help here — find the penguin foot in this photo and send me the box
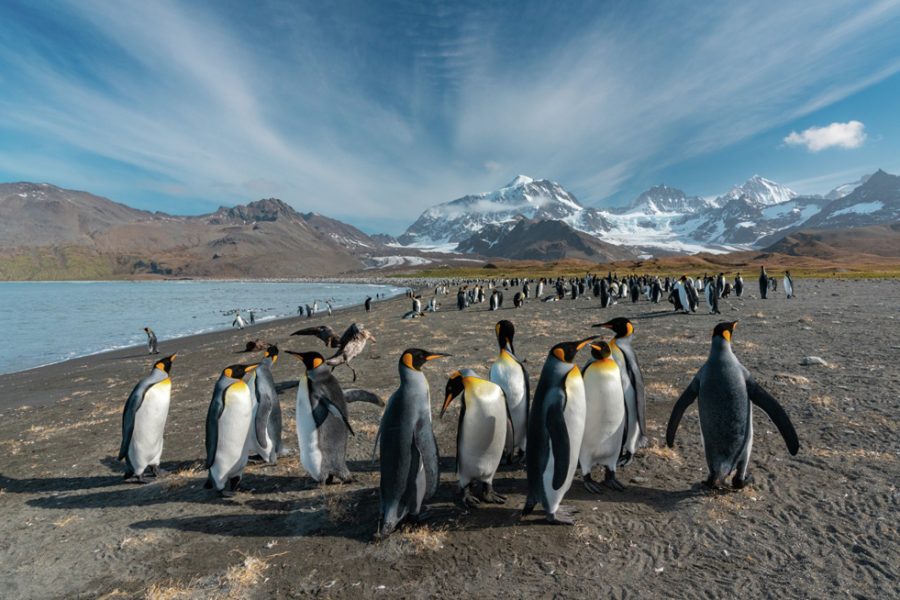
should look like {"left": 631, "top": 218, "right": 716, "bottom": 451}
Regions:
{"left": 732, "top": 473, "right": 754, "bottom": 489}
{"left": 603, "top": 470, "right": 626, "bottom": 491}
{"left": 247, "top": 454, "right": 265, "bottom": 463}
{"left": 702, "top": 476, "right": 726, "bottom": 490}
{"left": 617, "top": 451, "right": 634, "bottom": 468}
{"left": 638, "top": 435, "right": 649, "bottom": 449}
{"left": 521, "top": 501, "right": 535, "bottom": 518}
{"left": 219, "top": 489, "right": 236, "bottom": 498}
{"left": 228, "top": 476, "right": 241, "bottom": 493}
{"left": 480, "top": 484, "right": 506, "bottom": 504}
{"left": 147, "top": 465, "right": 161, "bottom": 478}
{"left": 583, "top": 475, "right": 605, "bottom": 494}
{"left": 125, "top": 474, "right": 150, "bottom": 485}
{"left": 547, "top": 506, "right": 577, "bottom": 526}
{"left": 407, "top": 510, "right": 431, "bottom": 524}
{"left": 461, "top": 486, "right": 482, "bottom": 508}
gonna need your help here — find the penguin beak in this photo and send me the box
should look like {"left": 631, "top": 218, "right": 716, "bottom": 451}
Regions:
{"left": 245, "top": 364, "right": 259, "bottom": 373}
{"left": 440, "top": 393, "right": 455, "bottom": 418}
{"left": 592, "top": 322, "right": 613, "bottom": 330}
{"left": 170, "top": 354, "right": 177, "bottom": 361}
{"left": 576, "top": 336, "right": 599, "bottom": 350}
{"left": 425, "top": 353, "right": 451, "bottom": 361}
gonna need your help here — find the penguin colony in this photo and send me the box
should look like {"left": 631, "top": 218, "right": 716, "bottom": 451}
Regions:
{"left": 121, "top": 272, "right": 801, "bottom": 538}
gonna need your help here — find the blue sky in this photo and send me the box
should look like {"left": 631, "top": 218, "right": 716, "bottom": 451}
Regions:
{"left": 1, "top": 1, "right": 899, "bottom": 233}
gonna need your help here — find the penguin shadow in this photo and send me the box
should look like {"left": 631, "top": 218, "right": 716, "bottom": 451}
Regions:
{"left": 131, "top": 486, "right": 382, "bottom": 543}
{"left": 634, "top": 310, "right": 686, "bottom": 320}
{"left": 0, "top": 472, "right": 123, "bottom": 494}
{"left": 566, "top": 480, "right": 695, "bottom": 510}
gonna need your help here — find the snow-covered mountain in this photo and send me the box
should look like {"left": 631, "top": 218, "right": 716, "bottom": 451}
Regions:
{"left": 397, "top": 175, "right": 588, "bottom": 247}
{"left": 825, "top": 173, "right": 872, "bottom": 200}
{"left": 396, "top": 171, "right": 899, "bottom": 258}
{"left": 718, "top": 174, "right": 797, "bottom": 206}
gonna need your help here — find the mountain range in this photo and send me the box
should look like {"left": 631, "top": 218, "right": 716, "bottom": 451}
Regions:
{"left": 0, "top": 169, "right": 897, "bottom": 279}
{"left": 0, "top": 183, "right": 456, "bottom": 279}
{"left": 396, "top": 170, "right": 900, "bottom": 257}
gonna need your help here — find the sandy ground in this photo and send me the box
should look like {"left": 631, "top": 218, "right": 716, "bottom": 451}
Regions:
{"left": 0, "top": 279, "right": 898, "bottom": 599}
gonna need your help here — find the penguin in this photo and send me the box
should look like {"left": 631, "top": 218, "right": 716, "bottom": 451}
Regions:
{"left": 247, "top": 345, "right": 281, "bottom": 464}
{"left": 666, "top": 321, "right": 800, "bottom": 489}
{"left": 675, "top": 277, "right": 691, "bottom": 313}
{"left": 286, "top": 350, "right": 364, "bottom": 484}
{"left": 600, "top": 278, "right": 611, "bottom": 308}
{"left": 734, "top": 273, "right": 744, "bottom": 297}
{"left": 685, "top": 278, "right": 700, "bottom": 312}
{"left": 205, "top": 363, "right": 259, "bottom": 497}
{"left": 412, "top": 296, "right": 422, "bottom": 314}
{"left": 441, "top": 369, "right": 508, "bottom": 507}
{"left": 513, "top": 292, "right": 524, "bottom": 308}
{"left": 579, "top": 342, "right": 627, "bottom": 492}
{"left": 119, "top": 354, "right": 176, "bottom": 482}
{"left": 522, "top": 336, "right": 596, "bottom": 525}
{"left": 457, "top": 288, "right": 466, "bottom": 310}
{"left": 489, "top": 320, "right": 530, "bottom": 462}
{"left": 784, "top": 271, "right": 794, "bottom": 299}
{"left": 758, "top": 266, "right": 768, "bottom": 299}
{"left": 650, "top": 279, "right": 662, "bottom": 304}
{"left": 377, "top": 349, "right": 448, "bottom": 537}
{"left": 593, "top": 318, "right": 646, "bottom": 464}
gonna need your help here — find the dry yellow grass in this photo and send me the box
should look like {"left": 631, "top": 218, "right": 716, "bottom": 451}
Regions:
{"left": 646, "top": 381, "right": 679, "bottom": 400}
{"left": 379, "top": 525, "right": 449, "bottom": 556}
{"left": 653, "top": 355, "right": 706, "bottom": 364}
{"left": 26, "top": 418, "right": 109, "bottom": 440}
{"left": 809, "top": 448, "right": 894, "bottom": 461}
{"left": 144, "top": 580, "right": 203, "bottom": 600}
{"left": 222, "top": 554, "right": 270, "bottom": 592}
{"left": 52, "top": 515, "right": 81, "bottom": 528}
{"left": 642, "top": 445, "right": 682, "bottom": 463}
{"left": 161, "top": 463, "right": 203, "bottom": 490}
{"left": 808, "top": 395, "right": 834, "bottom": 407}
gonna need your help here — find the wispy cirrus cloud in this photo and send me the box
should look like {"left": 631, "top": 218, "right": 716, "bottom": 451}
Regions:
{"left": 784, "top": 121, "right": 867, "bottom": 152}
{"left": 0, "top": 0, "right": 899, "bottom": 232}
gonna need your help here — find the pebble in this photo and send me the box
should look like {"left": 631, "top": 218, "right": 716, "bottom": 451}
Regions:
{"left": 800, "top": 356, "right": 828, "bottom": 366}
{"left": 631, "top": 476, "right": 647, "bottom": 484}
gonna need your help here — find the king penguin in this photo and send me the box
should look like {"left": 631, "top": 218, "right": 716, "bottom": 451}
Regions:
{"left": 758, "top": 266, "right": 768, "bottom": 299}
{"left": 286, "top": 350, "right": 376, "bottom": 484}
{"left": 734, "top": 273, "right": 744, "bottom": 297}
{"left": 489, "top": 320, "right": 529, "bottom": 463}
{"left": 666, "top": 321, "right": 800, "bottom": 489}
{"left": 248, "top": 345, "right": 281, "bottom": 464}
{"left": 205, "top": 363, "right": 259, "bottom": 497}
{"left": 119, "top": 354, "right": 176, "bottom": 482}
{"left": 593, "top": 318, "right": 646, "bottom": 464}
{"left": 441, "top": 369, "right": 508, "bottom": 507}
{"left": 522, "top": 337, "right": 595, "bottom": 525}
{"left": 579, "top": 342, "right": 628, "bottom": 492}
{"left": 377, "top": 349, "right": 448, "bottom": 537}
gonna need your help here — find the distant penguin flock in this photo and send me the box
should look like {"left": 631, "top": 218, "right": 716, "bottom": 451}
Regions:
{"left": 120, "top": 270, "right": 802, "bottom": 539}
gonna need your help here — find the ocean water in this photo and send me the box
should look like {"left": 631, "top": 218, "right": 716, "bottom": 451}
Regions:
{"left": 1, "top": 280, "right": 404, "bottom": 375}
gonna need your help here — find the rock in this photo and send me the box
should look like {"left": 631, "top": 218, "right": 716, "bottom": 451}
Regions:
{"left": 800, "top": 356, "right": 828, "bottom": 366}
{"left": 630, "top": 476, "right": 648, "bottom": 484}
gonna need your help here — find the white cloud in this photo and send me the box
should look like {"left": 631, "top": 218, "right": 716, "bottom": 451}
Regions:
{"left": 784, "top": 121, "right": 867, "bottom": 152}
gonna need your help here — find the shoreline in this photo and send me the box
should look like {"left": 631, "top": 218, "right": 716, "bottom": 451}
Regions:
{"left": 0, "top": 289, "right": 414, "bottom": 404}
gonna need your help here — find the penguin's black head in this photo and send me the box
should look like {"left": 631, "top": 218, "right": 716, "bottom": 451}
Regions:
{"left": 590, "top": 342, "right": 612, "bottom": 360}
{"left": 712, "top": 321, "right": 738, "bottom": 342}
{"left": 441, "top": 370, "right": 465, "bottom": 418}
{"left": 593, "top": 317, "right": 634, "bottom": 338}
{"left": 285, "top": 350, "right": 325, "bottom": 371}
{"left": 495, "top": 320, "right": 516, "bottom": 354}
{"left": 400, "top": 348, "right": 450, "bottom": 371}
{"left": 264, "top": 345, "right": 279, "bottom": 363}
{"left": 549, "top": 337, "right": 597, "bottom": 363}
{"left": 223, "top": 363, "right": 258, "bottom": 379}
{"left": 154, "top": 353, "right": 176, "bottom": 374}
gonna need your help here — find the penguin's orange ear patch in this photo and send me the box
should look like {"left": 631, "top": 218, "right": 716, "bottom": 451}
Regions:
{"left": 722, "top": 330, "right": 731, "bottom": 342}
{"left": 402, "top": 352, "right": 415, "bottom": 370}
{"left": 312, "top": 357, "right": 323, "bottom": 368}
{"left": 626, "top": 322, "right": 634, "bottom": 336}
{"left": 224, "top": 367, "right": 233, "bottom": 378}
{"left": 552, "top": 347, "right": 566, "bottom": 361}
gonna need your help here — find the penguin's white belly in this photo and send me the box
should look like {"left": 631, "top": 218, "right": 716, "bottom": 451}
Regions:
{"left": 414, "top": 459, "right": 426, "bottom": 513}
{"left": 211, "top": 399, "right": 253, "bottom": 489}
{"left": 490, "top": 359, "right": 527, "bottom": 450}
{"left": 129, "top": 381, "right": 171, "bottom": 472}
{"left": 581, "top": 369, "right": 625, "bottom": 472}
{"left": 458, "top": 404, "right": 506, "bottom": 486}
{"left": 542, "top": 373, "right": 586, "bottom": 514}
{"left": 295, "top": 382, "right": 324, "bottom": 481}
{"left": 678, "top": 286, "right": 688, "bottom": 309}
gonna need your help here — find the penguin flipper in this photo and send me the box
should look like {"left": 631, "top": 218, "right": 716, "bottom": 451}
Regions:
{"left": 344, "top": 389, "right": 384, "bottom": 406}
{"left": 547, "top": 404, "right": 570, "bottom": 491}
{"left": 746, "top": 379, "right": 800, "bottom": 455}
{"left": 119, "top": 381, "right": 146, "bottom": 460}
{"left": 414, "top": 418, "right": 440, "bottom": 499}
{"left": 666, "top": 374, "right": 700, "bottom": 448}
{"left": 205, "top": 390, "right": 225, "bottom": 469}
{"left": 624, "top": 351, "right": 646, "bottom": 436}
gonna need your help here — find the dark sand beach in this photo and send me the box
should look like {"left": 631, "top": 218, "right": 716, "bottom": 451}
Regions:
{"left": 1, "top": 279, "right": 898, "bottom": 598}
